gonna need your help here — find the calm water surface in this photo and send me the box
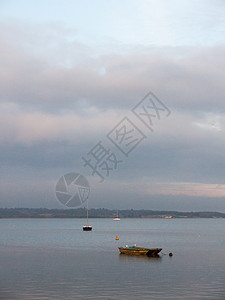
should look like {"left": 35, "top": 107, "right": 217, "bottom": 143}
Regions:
{"left": 0, "top": 218, "right": 225, "bottom": 299}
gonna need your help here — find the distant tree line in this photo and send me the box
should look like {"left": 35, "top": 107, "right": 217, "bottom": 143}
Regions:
{"left": 0, "top": 208, "right": 225, "bottom": 218}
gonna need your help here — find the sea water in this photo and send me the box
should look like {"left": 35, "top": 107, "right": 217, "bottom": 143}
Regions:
{"left": 0, "top": 218, "right": 225, "bottom": 299}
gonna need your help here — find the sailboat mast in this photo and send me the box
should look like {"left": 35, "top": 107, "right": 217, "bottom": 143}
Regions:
{"left": 86, "top": 198, "right": 88, "bottom": 225}
{"left": 83, "top": 197, "right": 92, "bottom": 231}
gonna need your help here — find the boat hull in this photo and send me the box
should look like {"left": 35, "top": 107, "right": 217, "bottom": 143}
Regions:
{"left": 83, "top": 225, "right": 92, "bottom": 231}
{"left": 118, "top": 247, "right": 162, "bottom": 256}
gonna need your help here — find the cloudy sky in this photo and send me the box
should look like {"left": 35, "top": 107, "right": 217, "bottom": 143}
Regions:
{"left": 0, "top": 0, "right": 225, "bottom": 211}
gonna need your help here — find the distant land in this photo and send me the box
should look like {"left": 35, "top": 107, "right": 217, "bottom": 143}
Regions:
{"left": 0, "top": 208, "right": 225, "bottom": 218}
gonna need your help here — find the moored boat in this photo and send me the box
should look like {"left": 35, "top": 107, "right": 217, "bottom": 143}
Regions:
{"left": 113, "top": 209, "right": 120, "bottom": 221}
{"left": 83, "top": 225, "right": 92, "bottom": 231}
{"left": 83, "top": 198, "right": 92, "bottom": 231}
{"left": 118, "top": 245, "right": 162, "bottom": 256}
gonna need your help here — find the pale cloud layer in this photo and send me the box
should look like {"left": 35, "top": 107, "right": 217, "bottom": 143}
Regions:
{"left": 0, "top": 106, "right": 124, "bottom": 145}
{"left": 1, "top": 20, "right": 224, "bottom": 114}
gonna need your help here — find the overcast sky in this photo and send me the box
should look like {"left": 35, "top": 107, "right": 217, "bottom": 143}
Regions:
{"left": 0, "top": 0, "right": 225, "bottom": 211}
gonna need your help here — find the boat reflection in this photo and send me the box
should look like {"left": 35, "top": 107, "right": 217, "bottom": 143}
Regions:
{"left": 118, "top": 253, "right": 162, "bottom": 263}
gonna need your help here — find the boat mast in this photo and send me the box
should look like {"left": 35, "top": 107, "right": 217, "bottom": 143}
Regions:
{"left": 86, "top": 198, "right": 88, "bottom": 225}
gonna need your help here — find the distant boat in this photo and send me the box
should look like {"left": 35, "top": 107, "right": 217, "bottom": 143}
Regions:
{"left": 113, "top": 209, "right": 120, "bottom": 221}
{"left": 118, "top": 245, "right": 162, "bottom": 256}
{"left": 83, "top": 198, "right": 92, "bottom": 231}
{"left": 83, "top": 225, "right": 92, "bottom": 231}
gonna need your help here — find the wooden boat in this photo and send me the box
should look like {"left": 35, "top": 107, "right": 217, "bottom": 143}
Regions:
{"left": 118, "top": 246, "right": 162, "bottom": 256}
{"left": 83, "top": 198, "right": 92, "bottom": 231}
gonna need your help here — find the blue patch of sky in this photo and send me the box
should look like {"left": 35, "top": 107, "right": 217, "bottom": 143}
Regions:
{"left": 0, "top": 0, "right": 224, "bottom": 50}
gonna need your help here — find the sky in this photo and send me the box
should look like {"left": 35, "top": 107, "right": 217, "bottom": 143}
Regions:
{"left": 0, "top": 0, "right": 225, "bottom": 211}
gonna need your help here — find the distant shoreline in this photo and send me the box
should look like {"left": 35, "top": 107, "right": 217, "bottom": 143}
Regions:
{"left": 0, "top": 208, "right": 225, "bottom": 219}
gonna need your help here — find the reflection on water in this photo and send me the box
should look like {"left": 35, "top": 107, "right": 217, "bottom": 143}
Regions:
{"left": 118, "top": 253, "right": 162, "bottom": 262}
{"left": 0, "top": 218, "right": 225, "bottom": 299}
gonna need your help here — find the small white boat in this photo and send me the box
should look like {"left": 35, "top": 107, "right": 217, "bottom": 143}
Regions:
{"left": 113, "top": 209, "right": 120, "bottom": 221}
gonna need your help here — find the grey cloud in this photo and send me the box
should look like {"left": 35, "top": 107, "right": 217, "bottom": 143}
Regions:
{"left": 0, "top": 19, "right": 225, "bottom": 211}
{"left": 0, "top": 20, "right": 224, "bottom": 114}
